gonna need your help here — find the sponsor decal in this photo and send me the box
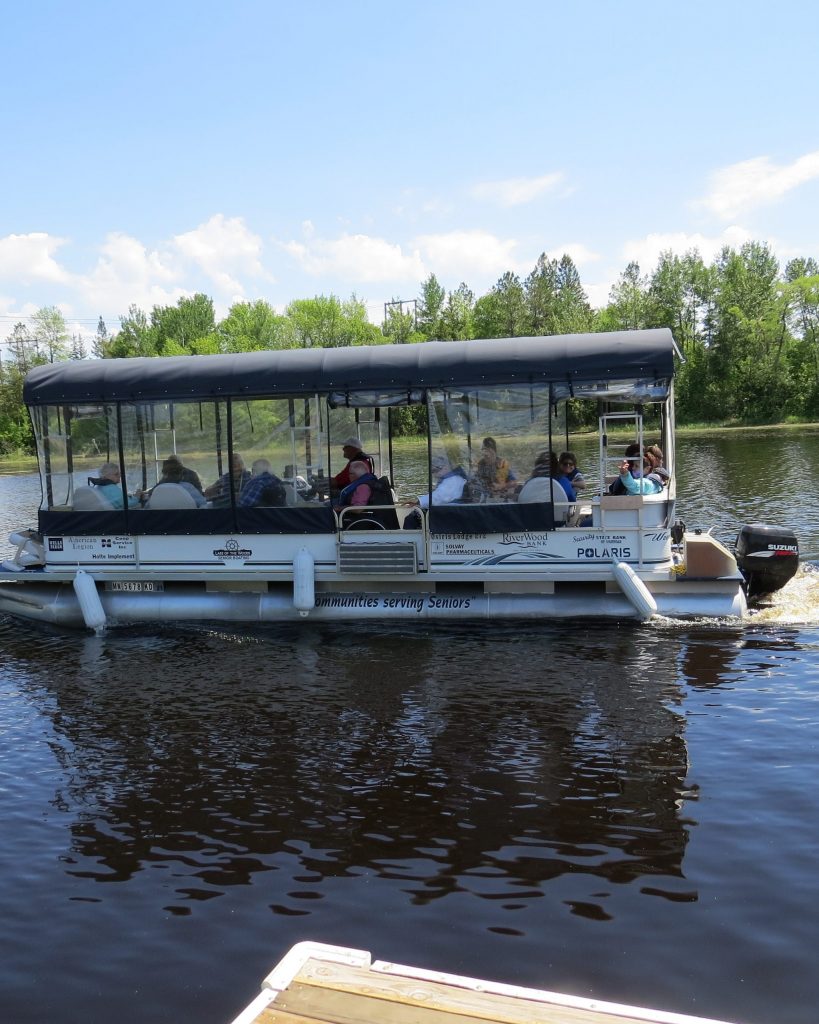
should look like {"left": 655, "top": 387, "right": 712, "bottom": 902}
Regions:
{"left": 500, "top": 531, "right": 549, "bottom": 548}
{"left": 577, "top": 545, "right": 632, "bottom": 559}
{"left": 212, "top": 537, "right": 253, "bottom": 559}
{"left": 51, "top": 535, "right": 135, "bottom": 560}
{"left": 432, "top": 540, "right": 495, "bottom": 556}
{"left": 314, "top": 594, "right": 475, "bottom": 612}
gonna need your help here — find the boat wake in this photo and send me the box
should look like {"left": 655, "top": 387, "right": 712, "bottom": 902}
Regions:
{"left": 748, "top": 562, "right": 819, "bottom": 625}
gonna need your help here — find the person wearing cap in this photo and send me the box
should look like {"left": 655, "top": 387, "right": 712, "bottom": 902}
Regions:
{"left": 332, "top": 436, "right": 374, "bottom": 492}
{"left": 163, "top": 454, "right": 203, "bottom": 494}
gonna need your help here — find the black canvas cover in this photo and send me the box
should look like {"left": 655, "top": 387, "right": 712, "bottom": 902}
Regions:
{"left": 24, "top": 330, "right": 675, "bottom": 405}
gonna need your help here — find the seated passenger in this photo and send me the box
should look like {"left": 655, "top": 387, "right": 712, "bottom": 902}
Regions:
{"left": 645, "top": 444, "right": 670, "bottom": 487}
{"left": 238, "top": 458, "right": 286, "bottom": 507}
{"left": 87, "top": 462, "right": 142, "bottom": 508}
{"left": 407, "top": 455, "right": 468, "bottom": 509}
{"left": 475, "top": 436, "right": 516, "bottom": 498}
{"left": 558, "top": 451, "right": 587, "bottom": 492}
{"left": 617, "top": 452, "right": 663, "bottom": 494}
{"left": 333, "top": 460, "right": 378, "bottom": 511}
{"left": 162, "top": 454, "right": 203, "bottom": 494}
{"left": 151, "top": 458, "right": 207, "bottom": 507}
{"left": 282, "top": 463, "right": 311, "bottom": 500}
{"left": 608, "top": 443, "right": 642, "bottom": 495}
{"left": 334, "top": 461, "right": 398, "bottom": 528}
{"left": 517, "top": 450, "right": 576, "bottom": 503}
{"left": 332, "top": 437, "right": 374, "bottom": 492}
{"left": 204, "top": 453, "right": 251, "bottom": 506}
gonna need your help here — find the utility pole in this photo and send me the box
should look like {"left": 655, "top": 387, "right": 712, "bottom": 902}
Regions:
{"left": 383, "top": 299, "right": 417, "bottom": 343}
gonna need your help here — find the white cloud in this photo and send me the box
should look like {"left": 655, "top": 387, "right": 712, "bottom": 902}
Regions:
{"left": 622, "top": 227, "right": 752, "bottom": 272}
{"left": 173, "top": 214, "right": 268, "bottom": 296}
{"left": 545, "top": 243, "right": 600, "bottom": 267}
{"left": 282, "top": 231, "right": 425, "bottom": 284}
{"left": 0, "top": 232, "right": 72, "bottom": 284}
{"left": 696, "top": 151, "right": 819, "bottom": 220}
{"left": 413, "top": 229, "right": 521, "bottom": 281}
{"left": 78, "top": 232, "right": 184, "bottom": 313}
{"left": 583, "top": 280, "right": 613, "bottom": 309}
{"left": 470, "top": 172, "right": 564, "bottom": 207}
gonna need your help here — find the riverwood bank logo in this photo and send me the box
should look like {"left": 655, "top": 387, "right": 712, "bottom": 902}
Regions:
{"left": 500, "top": 531, "right": 548, "bottom": 548}
{"left": 212, "top": 538, "right": 253, "bottom": 559}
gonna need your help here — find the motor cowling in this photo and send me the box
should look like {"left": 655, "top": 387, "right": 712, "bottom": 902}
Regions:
{"left": 735, "top": 524, "right": 799, "bottom": 599}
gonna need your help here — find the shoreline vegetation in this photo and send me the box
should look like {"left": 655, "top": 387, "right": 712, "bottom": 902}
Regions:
{"left": 2, "top": 239, "right": 818, "bottom": 458}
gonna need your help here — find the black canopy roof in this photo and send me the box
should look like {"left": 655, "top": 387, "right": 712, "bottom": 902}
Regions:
{"left": 23, "top": 329, "right": 675, "bottom": 406}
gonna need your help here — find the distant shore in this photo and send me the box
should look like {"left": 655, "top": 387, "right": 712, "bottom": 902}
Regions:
{"left": 2, "top": 419, "right": 819, "bottom": 476}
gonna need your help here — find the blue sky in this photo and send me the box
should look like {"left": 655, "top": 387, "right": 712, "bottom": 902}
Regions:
{"left": 1, "top": 0, "right": 817, "bottom": 347}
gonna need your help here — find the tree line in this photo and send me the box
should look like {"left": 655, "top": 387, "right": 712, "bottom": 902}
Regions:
{"left": 1, "top": 240, "right": 818, "bottom": 455}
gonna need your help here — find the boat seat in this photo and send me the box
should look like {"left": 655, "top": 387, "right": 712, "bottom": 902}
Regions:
{"left": 146, "top": 483, "right": 198, "bottom": 509}
{"left": 72, "top": 485, "right": 114, "bottom": 510}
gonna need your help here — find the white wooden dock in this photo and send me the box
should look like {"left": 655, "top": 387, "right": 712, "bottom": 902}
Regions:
{"left": 228, "top": 941, "right": 738, "bottom": 1024}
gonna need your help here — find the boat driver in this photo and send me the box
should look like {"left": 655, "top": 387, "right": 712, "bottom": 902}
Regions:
{"left": 331, "top": 437, "right": 374, "bottom": 493}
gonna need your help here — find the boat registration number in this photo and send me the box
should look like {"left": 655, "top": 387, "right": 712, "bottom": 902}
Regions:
{"left": 104, "top": 581, "right": 165, "bottom": 593}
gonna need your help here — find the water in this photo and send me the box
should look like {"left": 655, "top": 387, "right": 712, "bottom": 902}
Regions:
{"left": 1, "top": 430, "right": 819, "bottom": 1024}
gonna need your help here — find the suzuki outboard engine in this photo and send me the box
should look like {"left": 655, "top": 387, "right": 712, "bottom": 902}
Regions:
{"left": 735, "top": 524, "right": 799, "bottom": 600}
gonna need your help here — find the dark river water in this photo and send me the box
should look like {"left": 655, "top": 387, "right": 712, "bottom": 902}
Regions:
{"left": 1, "top": 430, "right": 819, "bottom": 1024}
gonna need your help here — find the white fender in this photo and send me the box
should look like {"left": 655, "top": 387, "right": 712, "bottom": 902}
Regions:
{"left": 293, "top": 548, "right": 315, "bottom": 616}
{"left": 612, "top": 561, "right": 657, "bottom": 620}
{"left": 72, "top": 570, "right": 107, "bottom": 631}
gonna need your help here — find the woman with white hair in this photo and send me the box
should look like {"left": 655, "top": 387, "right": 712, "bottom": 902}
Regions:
{"left": 88, "top": 462, "right": 143, "bottom": 508}
{"left": 413, "top": 455, "right": 468, "bottom": 508}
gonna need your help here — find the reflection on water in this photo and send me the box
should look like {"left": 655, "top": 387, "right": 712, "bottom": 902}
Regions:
{"left": 17, "top": 622, "right": 690, "bottom": 911}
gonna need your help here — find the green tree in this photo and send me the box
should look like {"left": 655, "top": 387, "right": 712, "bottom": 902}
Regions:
{"left": 108, "top": 305, "right": 157, "bottom": 357}
{"left": 32, "top": 306, "right": 69, "bottom": 363}
{"left": 6, "top": 322, "right": 37, "bottom": 372}
{"left": 218, "top": 300, "right": 294, "bottom": 352}
{"left": 473, "top": 271, "right": 527, "bottom": 337}
{"left": 285, "top": 294, "right": 381, "bottom": 347}
{"left": 93, "top": 316, "right": 110, "bottom": 359}
{"left": 151, "top": 293, "right": 216, "bottom": 354}
{"left": 782, "top": 266, "right": 819, "bottom": 415}
{"left": 710, "top": 242, "right": 789, "bottom": 421}
{"left": 524, "top": 253, "right": 559, "bottom": 335}
{"left": 70, "top": 334, "right": 88, "bottom": 360}
{"left": 553, "top": 255, "right": 593, "bottom": 333}
{"left": 417, "top": 274, "right": 446, "bottom": 339}
{"left": 382, "top": 300, "right": 420, "bottom": 344}
{"left": 599, "top": 261, "right": 654, "bottom": 330}
{"left": 440, "top": 283, "right": 475, "bottom": 340}
{"left": 0, "top": 360, "right": 34, "bottom": 453}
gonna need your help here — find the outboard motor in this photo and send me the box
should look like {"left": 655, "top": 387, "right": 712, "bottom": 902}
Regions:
{"left": 735, "top": 524, "right": 799, "bottom": 600}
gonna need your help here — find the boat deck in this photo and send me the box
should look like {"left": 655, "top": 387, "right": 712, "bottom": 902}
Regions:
{"left": 228, "top": 942, "right": 737, "bottom": 1024}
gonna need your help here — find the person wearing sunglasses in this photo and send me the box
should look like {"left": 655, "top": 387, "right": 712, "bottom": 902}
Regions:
{"left": 558, "top": 452, "right": 587, "bottom": 492}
